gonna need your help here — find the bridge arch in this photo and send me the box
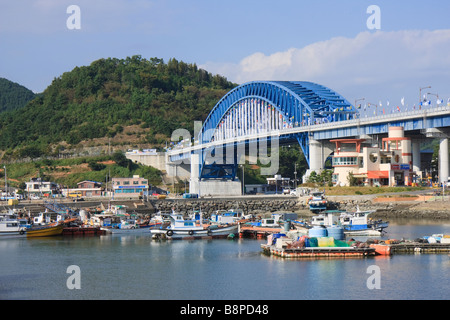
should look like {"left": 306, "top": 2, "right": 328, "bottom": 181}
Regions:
{"left": 199, "top": 81, "right": 356, "bottom": 167}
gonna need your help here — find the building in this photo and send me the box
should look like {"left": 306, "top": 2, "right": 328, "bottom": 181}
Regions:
{"left": 112, "top": 175, "right": 149, "bottom": 197}
{"left": 76, "top": 180, "right": 103, "bottom": 197}
{"left": 331, "top": 126, "right": 413, "bottom": 187}
{"left": 266, "top": 175, "right": 291, "bottom": 193}
{"left": 25, "top": 178, "right": 59, "bottom": 197}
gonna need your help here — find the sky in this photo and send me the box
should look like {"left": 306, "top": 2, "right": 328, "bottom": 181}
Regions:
{"left": 1, "top": 0, "right": 450, "bottom": 115}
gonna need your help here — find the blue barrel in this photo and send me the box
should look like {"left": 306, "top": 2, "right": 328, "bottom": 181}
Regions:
{"left": 326, "top": 226, "right": 344, "bottom": 240}
{"left": 308, "top": 226, "right": 327, "bottom": 238}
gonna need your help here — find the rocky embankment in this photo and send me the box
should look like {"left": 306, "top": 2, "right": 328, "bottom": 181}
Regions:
{"left": 149, "top": 195, "right": 450, "bottom": 220}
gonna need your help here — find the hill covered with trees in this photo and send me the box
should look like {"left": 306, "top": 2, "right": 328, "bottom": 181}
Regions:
{"left": 0, "top": 77, "right": 36, "bottom": 112}
{"left": 0, "top": 56, "right": 236, "bottom": 160}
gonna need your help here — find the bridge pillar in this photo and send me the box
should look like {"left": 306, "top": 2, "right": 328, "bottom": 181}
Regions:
{"left": 189, "top": 153, "right": 200, "bottom": 195}
{"left": 439, "top": 138, "right": 449, "bottom": 184}
{"left": 412, "top": 141, "right": 421, "bottom": 178}
{"left": 303, "top": 139, "right": 334, "bottom": 183}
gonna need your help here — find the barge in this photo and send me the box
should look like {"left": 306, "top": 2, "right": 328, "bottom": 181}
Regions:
{"left": 261, "top": 244, "right": 376, "bottom": 259}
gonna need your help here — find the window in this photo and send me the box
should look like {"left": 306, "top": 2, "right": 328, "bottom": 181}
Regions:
{"left": 123, "top": 181, "right": 130, "bottom": 185}
{"left": 333, "top": 157, "right": 357, "bottom": 166}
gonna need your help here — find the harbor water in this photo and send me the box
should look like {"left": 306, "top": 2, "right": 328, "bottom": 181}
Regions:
{"left": 0, "top": 219, "right": 449, "bottom": 300}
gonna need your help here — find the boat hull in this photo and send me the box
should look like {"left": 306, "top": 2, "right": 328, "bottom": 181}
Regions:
{"left": 151, "top": 225, "right": 239, "bottom": 240}
{"left": 107, "top": 227, "right": 150, "bottom": 234}
{"left": 0, "top": 230, "right": 27, "bottom": 238}
{"left": 27, "top": 224, "right": 65, "bottom": 237}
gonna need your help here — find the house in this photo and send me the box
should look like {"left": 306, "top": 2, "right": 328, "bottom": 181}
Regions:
{"left": 76, "top": 180, "right": 103, "bottom": 197}
{"left": 331, "top": 126, "right": 413, "bottom": 187}
{"left": 25, "top": 178, "right": 59, "bottom": 197}
{"left": 112, "top": 175, "right": 149, "bottom": 197}
{"left": 266, "top": 175, "right": 291, "bottom": 193}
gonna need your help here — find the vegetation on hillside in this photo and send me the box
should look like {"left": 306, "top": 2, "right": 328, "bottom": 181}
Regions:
{"left": 0, "top": 77, "right": 36, "bottom": 112}
{"left": 2, "top": 151, "right": 162, "bottom": 189}
{"left": 0, "top": 56, "right": 236, "bottom": 160}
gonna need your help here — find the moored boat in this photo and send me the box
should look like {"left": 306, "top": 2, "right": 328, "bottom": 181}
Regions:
{"left": 310, "top": 208, "right": 388, "bottom": 236}
{"left": 0, "top": 218, "right": 28, "bottom": 238}
{"left": 26, "top": 223, "right": 65, "bottom": 237}
{"left": 151, "top": 212, "right": 238, "bottom": 240}
{"left": 308, "top": 191, "right": 328, "bottom": 212}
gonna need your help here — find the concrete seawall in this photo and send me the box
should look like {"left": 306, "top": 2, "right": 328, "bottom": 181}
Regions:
{"left": 12, "top": 195, "right": 450, "bottom": 220}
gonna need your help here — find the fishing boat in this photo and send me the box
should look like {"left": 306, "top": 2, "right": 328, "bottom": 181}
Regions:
{"left": 310, "top": 208, "right": 388, "bottom": 236}
{"left": 339, "top": 208, "right": 389, "bottom": 236}
{"left": 0, "top": 216, "right": 28, "bottom": 237}
{"left": 106, "top": 217, "right": 152, "bottom": 234}
{"left": 210, "top": 209, "right": 251, "bottom": 225}
{"left": 26, "top": 223, "right": 65, "bottom": 237}
{"left": 150, "top": 212, "right": 239, "bottom": 240}
{"left": 308, "top": 192, "right": 328, "bottom": 212}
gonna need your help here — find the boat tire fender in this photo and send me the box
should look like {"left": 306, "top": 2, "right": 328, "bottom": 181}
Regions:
{"left": 189, "top": 230, "right": 194, "bottom": 236}
{"left": 19, "top": 230, "right": 24, "bottom": 235}
{"left": 166, "top": 230, "right": 173, "bottom": 236}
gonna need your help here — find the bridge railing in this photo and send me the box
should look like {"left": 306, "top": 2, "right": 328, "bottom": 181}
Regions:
{"left": 167, "top": 105, "right": 450, "bottom": 155}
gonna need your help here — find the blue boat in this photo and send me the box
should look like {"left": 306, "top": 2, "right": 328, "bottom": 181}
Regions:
{"left": 308, "top": 192, "right": 328, "bottom": 212}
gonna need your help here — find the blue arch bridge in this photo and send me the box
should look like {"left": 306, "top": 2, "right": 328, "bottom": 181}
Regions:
{"left": 127, "top": 81, "right": 450, "bottom": 196}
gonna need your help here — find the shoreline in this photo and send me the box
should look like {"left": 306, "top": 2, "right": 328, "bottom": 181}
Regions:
{"left": 7, "top": 194, "right": 450, "bottom": 221}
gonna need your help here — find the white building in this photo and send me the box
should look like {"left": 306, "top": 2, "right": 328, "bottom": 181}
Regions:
{"left": 332, "top": 126, "right": 413, "bottom": 187}
{"left": 25, "top": 178, "right": 59, "bottom": 197}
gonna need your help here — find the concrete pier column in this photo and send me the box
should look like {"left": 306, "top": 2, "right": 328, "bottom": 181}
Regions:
{"left": 309, "top": 139, "right": 323, "bottom": 172}
{"left": 189, "top": 153, "right": 200, "bottom": 195}
{"left": 302, "top": 139, "right": 324, "bottom": 183}
{"left": 412, "top": 141, "right": 421, "bottom": 175}
{"left": 439, "top": 138, "right": 449, "bottom": 184}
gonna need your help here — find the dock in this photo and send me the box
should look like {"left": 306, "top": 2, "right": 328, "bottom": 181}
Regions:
{"left": 62, "top": 226, "right": 106, "bottom": 236}
{"left": 261, "top": 244, "right": 376, "bottom": 259}
{"left": 238, "top": 225, "right": 284, "bottom": 239}
{"left": 389, "top": 242, "right": 450, "bottom": 254}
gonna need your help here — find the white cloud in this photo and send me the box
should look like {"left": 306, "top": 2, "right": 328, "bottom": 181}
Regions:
{"left": 201, "top": 29, "right": 450, "bottom": 104}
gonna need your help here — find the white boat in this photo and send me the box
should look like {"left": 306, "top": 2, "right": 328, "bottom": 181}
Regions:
{"left": 310, "top": 208, "right": 388, "bottom": 236}
{"left": 151, "top": 212, "right": 239, "bottom": 240}
{"left": 0, "top": 216, "right": 28, "bottom": 237}
{"left": 210, "top": 209, "right": 251, "bottom": 225}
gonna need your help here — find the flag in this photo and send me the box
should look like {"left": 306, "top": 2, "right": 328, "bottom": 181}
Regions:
{"left": 401, "top": 97, "right": 405, "bottom": 106}
{"left": 396, "top": 106, "right": 401, "bottom": 112}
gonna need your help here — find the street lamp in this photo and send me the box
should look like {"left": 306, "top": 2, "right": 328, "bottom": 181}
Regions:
{"left": 240, "top": 165, "right": 245, "bottom": 196}
{"left": 3, "top": 166, "right": 6, "bottom": 198}
{"left": 427, "top": 92, "right": 439, "bottom": 106}
{"left": 419, "top": 86, "right": 431, "bottom": 104}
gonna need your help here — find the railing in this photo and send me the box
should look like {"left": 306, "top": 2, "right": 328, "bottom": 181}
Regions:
{"left": 167, "top": 105, "right": 450, "bottom": 157}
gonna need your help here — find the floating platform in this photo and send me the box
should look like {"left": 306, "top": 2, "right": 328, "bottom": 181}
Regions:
{"left": 261, "top": 244, "right": 376, "bottom": 259}
{"left": 239, "top": 225, "right": 283, "bottom": 239}
{"left": 62, "top": 227, "right": 106, "bottom": 236}
{"left": 389, "top": 242, "right": 450, "bottom": 254}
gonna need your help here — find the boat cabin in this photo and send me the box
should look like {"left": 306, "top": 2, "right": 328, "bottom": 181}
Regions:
{"left": 311, "top": 211, "right": 341, "bottom": 226}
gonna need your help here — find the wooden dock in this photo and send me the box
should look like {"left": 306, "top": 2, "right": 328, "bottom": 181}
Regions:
{"left": 239, "top": 225, "right": 284, "bottom": 239}
{"left": 389, "top": 242, "right": 450, "bottom": 254}
{"left": 62, "top": 226, "right": 106, "bottom": 236}
{"left": 261, "top": 244, "right": 376, "bottom": 259}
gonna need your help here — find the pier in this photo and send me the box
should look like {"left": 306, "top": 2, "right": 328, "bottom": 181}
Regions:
{"left": 389, "top": 242, "right": 450, "bottom": 254}
{"left": 261, "top": 244, "right": 376, "bottom": 259}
